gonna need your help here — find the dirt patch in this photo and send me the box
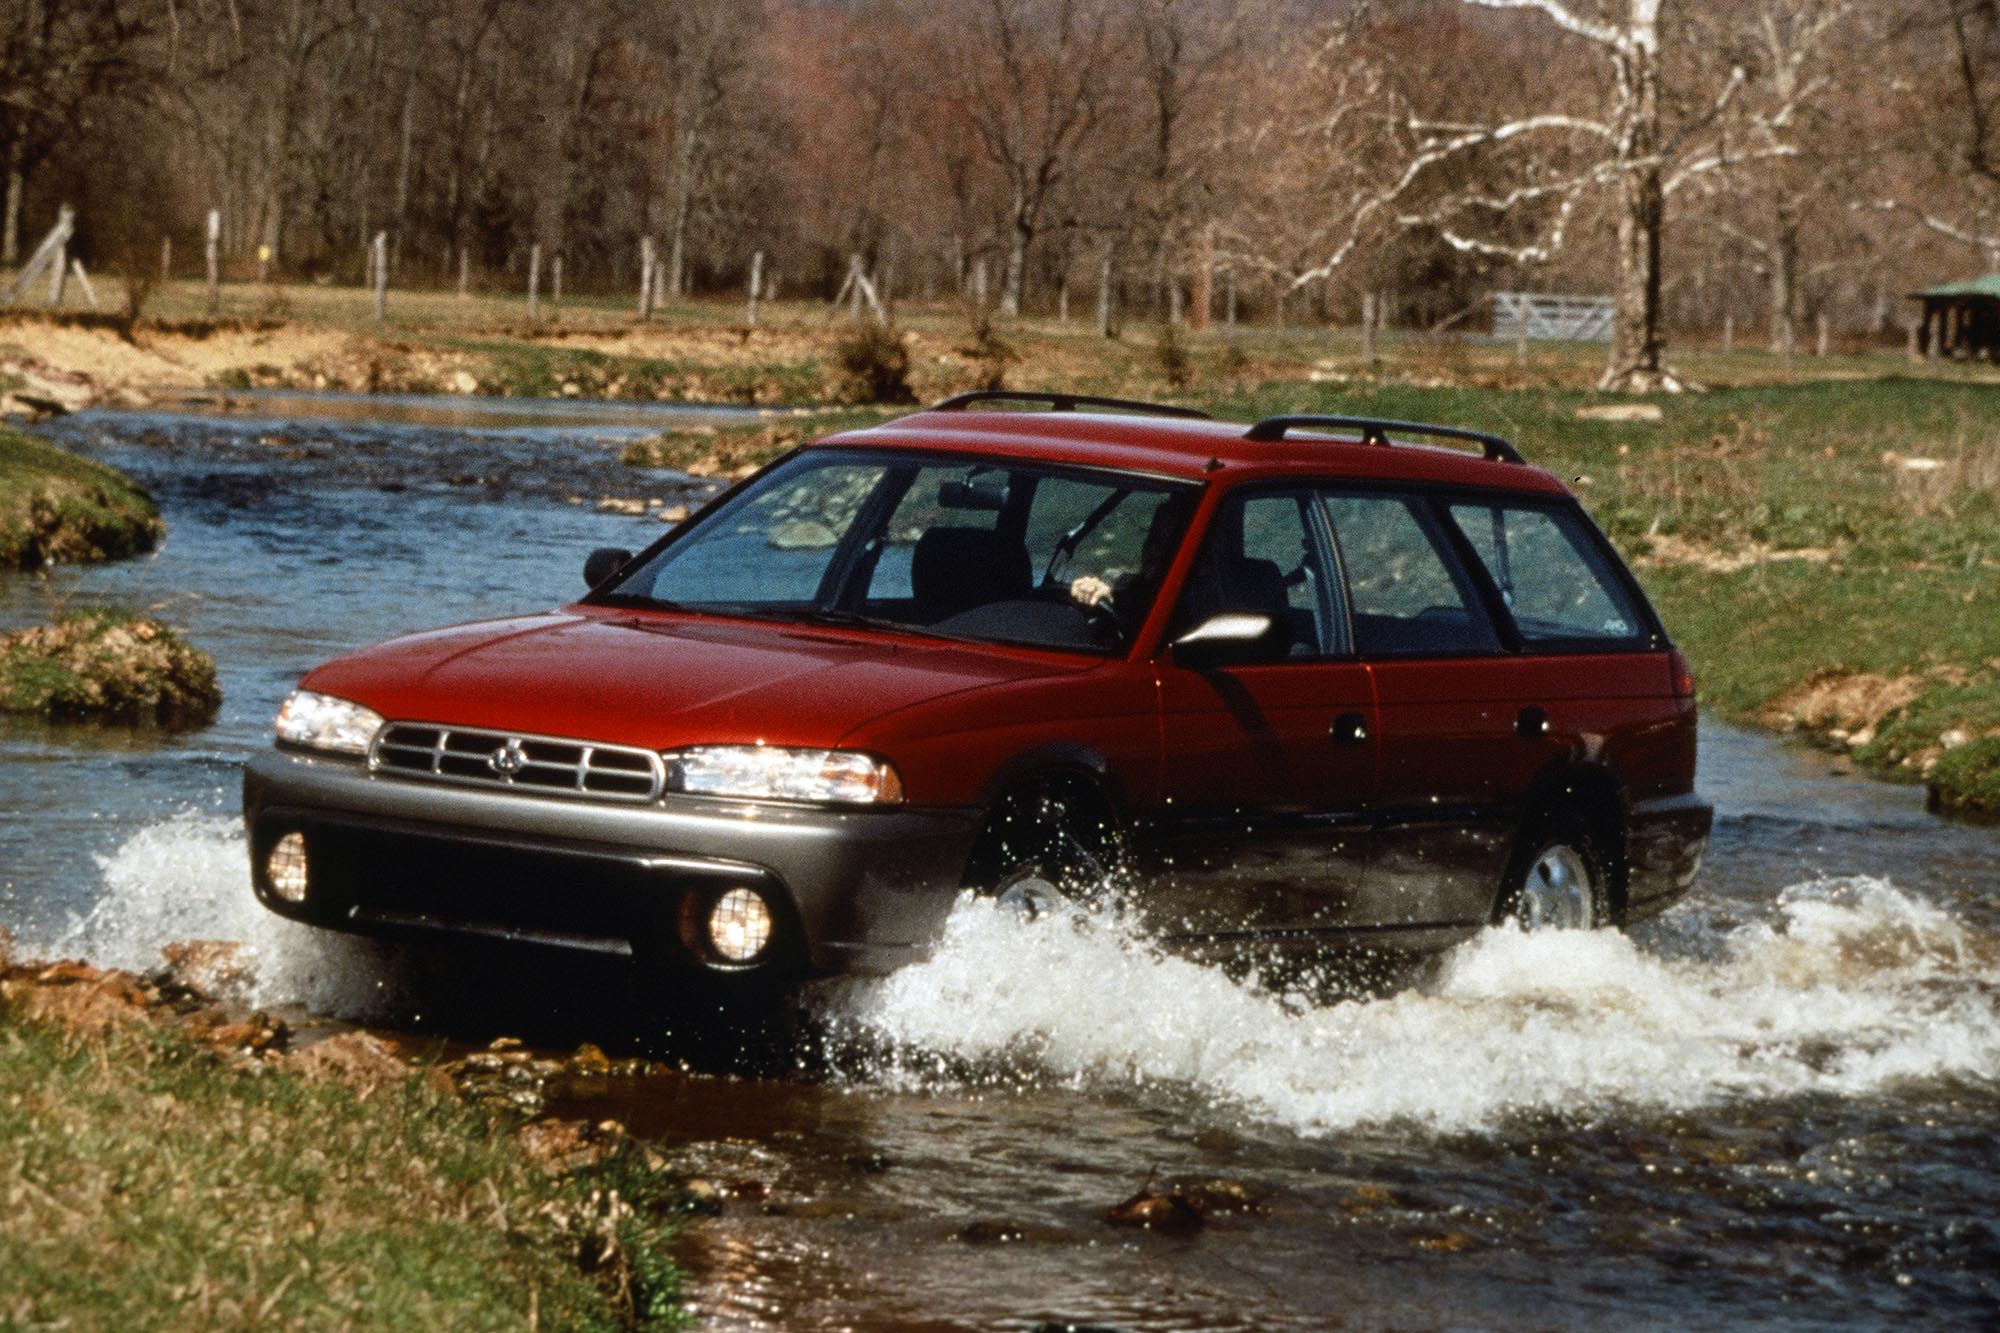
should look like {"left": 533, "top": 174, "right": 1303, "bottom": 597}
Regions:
{"left": 1634, "top": 533, "right": 1837, "bottom": 573}
{"left": 1765, "top": 669, "right": 1928, "bottom": 742}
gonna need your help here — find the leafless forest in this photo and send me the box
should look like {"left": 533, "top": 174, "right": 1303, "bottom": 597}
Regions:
{"left": 5, "top": 0, "right": 2000, "bottom": 385}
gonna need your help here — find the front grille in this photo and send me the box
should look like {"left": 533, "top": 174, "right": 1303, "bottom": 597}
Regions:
{"left": 370, "top": 723, "right": 665, "bottom": 802}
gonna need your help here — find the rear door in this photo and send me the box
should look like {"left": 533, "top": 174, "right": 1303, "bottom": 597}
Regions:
{"left": 1150, "top": 488, "right": 1378, "bottom": 941}
{"left": 1318, "top": 489, "right": 1534, "bottom": 932}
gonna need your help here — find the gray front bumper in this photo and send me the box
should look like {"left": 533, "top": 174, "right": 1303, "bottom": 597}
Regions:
{"left": 242, "top": 748, "right": 982, "bottom": 975}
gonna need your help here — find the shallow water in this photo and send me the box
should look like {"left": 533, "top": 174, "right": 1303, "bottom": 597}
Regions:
{"left": 3, "top": 404, "right": 1997, "bottom": 1329}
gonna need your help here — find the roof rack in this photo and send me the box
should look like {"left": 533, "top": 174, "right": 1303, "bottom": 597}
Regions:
{"left": 1244, "top": 414, "right": 1526, "bottom": 464}
{"left": 929, "top": 390, "right": 1212, "bottom": 421}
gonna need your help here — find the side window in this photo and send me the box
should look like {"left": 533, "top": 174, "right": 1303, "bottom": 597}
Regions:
{"left": 1321, "top": 492, "right": 1500, "bottom": 656}
{"left": 1173, "top": 490, "right": 1339, "bottom": 657}
{"left": 1447, "top": 500, "right": 1649, "bottom": 646}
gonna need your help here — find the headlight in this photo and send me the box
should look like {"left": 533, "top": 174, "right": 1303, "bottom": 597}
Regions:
{"left": 664, "top": 745, "right": 904, "bottom": 804}
{"left": 275, "top": 689, "right": 384, "bottom": 756}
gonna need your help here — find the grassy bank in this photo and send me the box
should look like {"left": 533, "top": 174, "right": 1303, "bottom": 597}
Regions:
{"left": 0, "top": 965, "right": 686, "bottom": 1328}
{"left": 0, "top": 423, "right": 162, "bottom": 568}
{"left": 0, "top": 607, "right": 221, "bottom": 725}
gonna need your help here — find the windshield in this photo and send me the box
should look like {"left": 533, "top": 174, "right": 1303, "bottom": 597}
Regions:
{"left": 595, "top": 448, "right": 1198, "bottom": 654}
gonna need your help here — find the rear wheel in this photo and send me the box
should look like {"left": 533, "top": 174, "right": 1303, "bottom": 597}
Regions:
{"left": 1499, "top": 816, "right": 1606, "bottom": 931}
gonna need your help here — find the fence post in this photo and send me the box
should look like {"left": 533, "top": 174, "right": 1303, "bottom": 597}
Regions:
{"left": 1907, "top": 319, "right": 1921, "bottom": 363}
{"left": 372, "top": 231, "right": 388, "bottom": 321}
{"left": 1815, "top": 312, "right": 1829, "bottom": 358}
{"left": 527, "top": 243, "right": 541, "bottom": 321}
{"left": 161, "top": 236, "right": 172, "bottom": 283}
{"left": 747, "top": 250, "right": 763, "bottom": 326}
{"left": 1189, "top": 221, "right": 1214, "bottom": 332}
{"left": 1096, "top": 244, "right": 1114, "bottom": 338}
{"left": 1361, "top": 292, "right": 1377, "bottom": 365}
{"left": 1225, "top": 269, "right": 1237, "bottom": 330}
{"left": 206, "top": 210, "right": 221, "bottom": 316}
{"left": 551, "top": 254, "right": 562, "bottom": 319}
{"left": 638, "top": 237, "right": 655, "bottom": 319}
{"left": 458, "top": 246, "right": 470, "bottom": 298}
{"left": 1722, "top": 311, "right": 1734, "bottom": 353}
{"left": 48, "top": 208, "right": 70, "bottom": 306}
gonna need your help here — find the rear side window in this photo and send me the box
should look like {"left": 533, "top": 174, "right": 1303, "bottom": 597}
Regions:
{"left": 1321, "top": 492, "right": 1500, "bottom": 656}
{"left": 1446, "top": 500, "right": 1648, "bottom": 646}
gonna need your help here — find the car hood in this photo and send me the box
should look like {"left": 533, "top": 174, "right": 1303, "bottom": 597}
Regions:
{"left": 301, "top": 607, "right": 1088, "bottom": 751}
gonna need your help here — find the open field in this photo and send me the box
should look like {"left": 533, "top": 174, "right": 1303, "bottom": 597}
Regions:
{"left": 5, "top": 284, "right": 1998, "bottom": 810}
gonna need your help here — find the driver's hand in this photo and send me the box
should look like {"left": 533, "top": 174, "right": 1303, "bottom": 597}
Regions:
{"left": 1069, "top": 575, "right": 1114, "bottom": 608}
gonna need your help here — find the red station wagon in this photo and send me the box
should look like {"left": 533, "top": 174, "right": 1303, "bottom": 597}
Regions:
{"left": 244, "top": 393, "right": 1711, "bottom": 998}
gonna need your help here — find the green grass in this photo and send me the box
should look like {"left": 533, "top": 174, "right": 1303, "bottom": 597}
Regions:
{"left": 621, "top": 405, "right": 909, "bottom": 473}
{"left": 0, "top": 424, "right": 163, "bottom": 569}
{"left": 0, "top": 607, "right": 222, "bottom": 725}
{"left": 0, "top": 1007, "right": 685, "bottom": 1329}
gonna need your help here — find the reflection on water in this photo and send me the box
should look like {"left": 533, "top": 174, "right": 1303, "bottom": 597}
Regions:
{"left": 3, "top": 403, "right": 1999, "bottom": 1329}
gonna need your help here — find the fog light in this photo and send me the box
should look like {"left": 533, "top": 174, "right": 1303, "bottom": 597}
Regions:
{"left": 266, "top": 832, "right": 308, "bottom": 903}
{"left": 707, "top": 887, "right": 772, "bottom": 963}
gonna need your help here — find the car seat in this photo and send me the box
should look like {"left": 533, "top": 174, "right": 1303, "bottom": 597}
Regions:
{"left": 910, "top": 527, "right": 1032, "bottom": 622}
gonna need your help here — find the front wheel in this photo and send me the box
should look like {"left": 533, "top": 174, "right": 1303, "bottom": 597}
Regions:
{"left": 1499, "top": 819, "right": 1606, "bottom": 931}
{"left": 964, "top": 774, "right": 1121, "bottom": 912}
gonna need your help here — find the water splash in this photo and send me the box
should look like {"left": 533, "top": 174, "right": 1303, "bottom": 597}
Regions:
{"left": 826, "top": 878, "right": 2000, "bottom": 1136}
{"left": 42, "top": 809, "right": 410, "bottom": 1017}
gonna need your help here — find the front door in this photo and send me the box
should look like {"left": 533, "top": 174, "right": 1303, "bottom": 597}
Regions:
{"left": 1148, "top": 489, "right": 1377, "bottom": 941}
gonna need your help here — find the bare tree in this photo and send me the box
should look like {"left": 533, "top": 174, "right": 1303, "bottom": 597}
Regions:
{"left": 954, "top": 0, "right": 1113, "bottom": 316}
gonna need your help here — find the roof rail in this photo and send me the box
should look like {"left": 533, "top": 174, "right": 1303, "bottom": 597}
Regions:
{"left": 929, "top": 390, "right": 1212, "bottom": 420}
{"left": 1244, "top": 414, "right": 1525, "bottom": 464}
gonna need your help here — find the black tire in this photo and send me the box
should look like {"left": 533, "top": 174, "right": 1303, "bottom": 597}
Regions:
{"left": 1496, "top": 813, "right": 1608, "bottom": 931}
{"left": 963, "top": 773, "right": 1120, "bottom": 906}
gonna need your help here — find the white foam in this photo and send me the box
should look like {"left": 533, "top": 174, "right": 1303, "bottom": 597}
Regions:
{"left": 43, "top": 810, "right": 409, "bottom": 1016}
{"left": 828, "top": 877, "right": 2000, "bottom": 1136}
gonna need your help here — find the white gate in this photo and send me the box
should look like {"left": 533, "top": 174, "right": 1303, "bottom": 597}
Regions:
{"left": 1492, "top": 292, "right": 1614, "bottom": 343}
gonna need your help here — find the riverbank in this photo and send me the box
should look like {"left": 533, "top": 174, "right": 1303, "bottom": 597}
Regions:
{"left": 0, "top": 946, "right": 688, "bottom": 1327}
{"left": 8, "top": 296, "right": 1997, "bottom": 809}
{"left": 0, "top": 422, "right": 162, "bottom": 569}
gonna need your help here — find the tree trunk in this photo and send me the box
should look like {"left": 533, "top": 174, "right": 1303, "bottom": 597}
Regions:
{"left": 1001, "top": 214, "right": 1028, "bottom": 318}
{"left": 2, "top": 140, "right": 23, "bottom": 267}
{"left": 1599, "top": 0, "right": 1681, "bottom": 393}
{"left": 1769, "top": 208, "right": 1798, "bottom": 358}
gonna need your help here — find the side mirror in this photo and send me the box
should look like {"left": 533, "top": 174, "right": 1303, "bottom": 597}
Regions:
{"left": 1169, "top": 612, "right": 1275, "bottom": 669}
{"left": 584, "top": 547, "right": 633, "bottom": 590}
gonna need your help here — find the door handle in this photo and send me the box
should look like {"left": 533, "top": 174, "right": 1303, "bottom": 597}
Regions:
{"left": 1330, "top": 712, "right": 1369, "bottom": 744}
{"left": 1517, "top": 706, "right": 1550, "bottom": 738}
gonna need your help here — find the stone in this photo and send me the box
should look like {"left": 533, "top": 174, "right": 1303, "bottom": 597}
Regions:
{"left": 1574, "top": 403, "right": 1663, "bottom": 423}
{"left": 284, "top": 1031, "right": 412, "bottom": 1094}
{"left": 1105, "top": 1184, "right": 1205, "bottom": 1231}
{"left": 768, "top": 519, "right": 837, "bottom": 550}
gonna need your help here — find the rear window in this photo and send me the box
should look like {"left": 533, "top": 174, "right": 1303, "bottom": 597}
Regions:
{"left": 1446, "top": 500, "right": 1648, "bottom": 646}
{"left": 1323, "top": 492, "right": 1500, "bottom": 656}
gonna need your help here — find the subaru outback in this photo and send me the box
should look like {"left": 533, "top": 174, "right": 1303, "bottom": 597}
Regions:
{"left": 244, "top": 392, "right": 1711, "bottom": 996}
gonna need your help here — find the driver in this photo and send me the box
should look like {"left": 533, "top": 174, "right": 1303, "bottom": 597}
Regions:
{"left": 1067, "top": 501, "right": 1187, "bottom": 635}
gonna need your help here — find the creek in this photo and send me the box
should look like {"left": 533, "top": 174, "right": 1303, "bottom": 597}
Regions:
{"left": 2, "top": 399, "right": 1997, "bottom": 1329}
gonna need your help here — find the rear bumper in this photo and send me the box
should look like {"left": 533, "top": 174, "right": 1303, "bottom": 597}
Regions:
{"left": 242, "top": 748, "right": 981, "bottom": 976}
{"left": 1622, "top": 791, "right": 1713, "bottom": 922}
